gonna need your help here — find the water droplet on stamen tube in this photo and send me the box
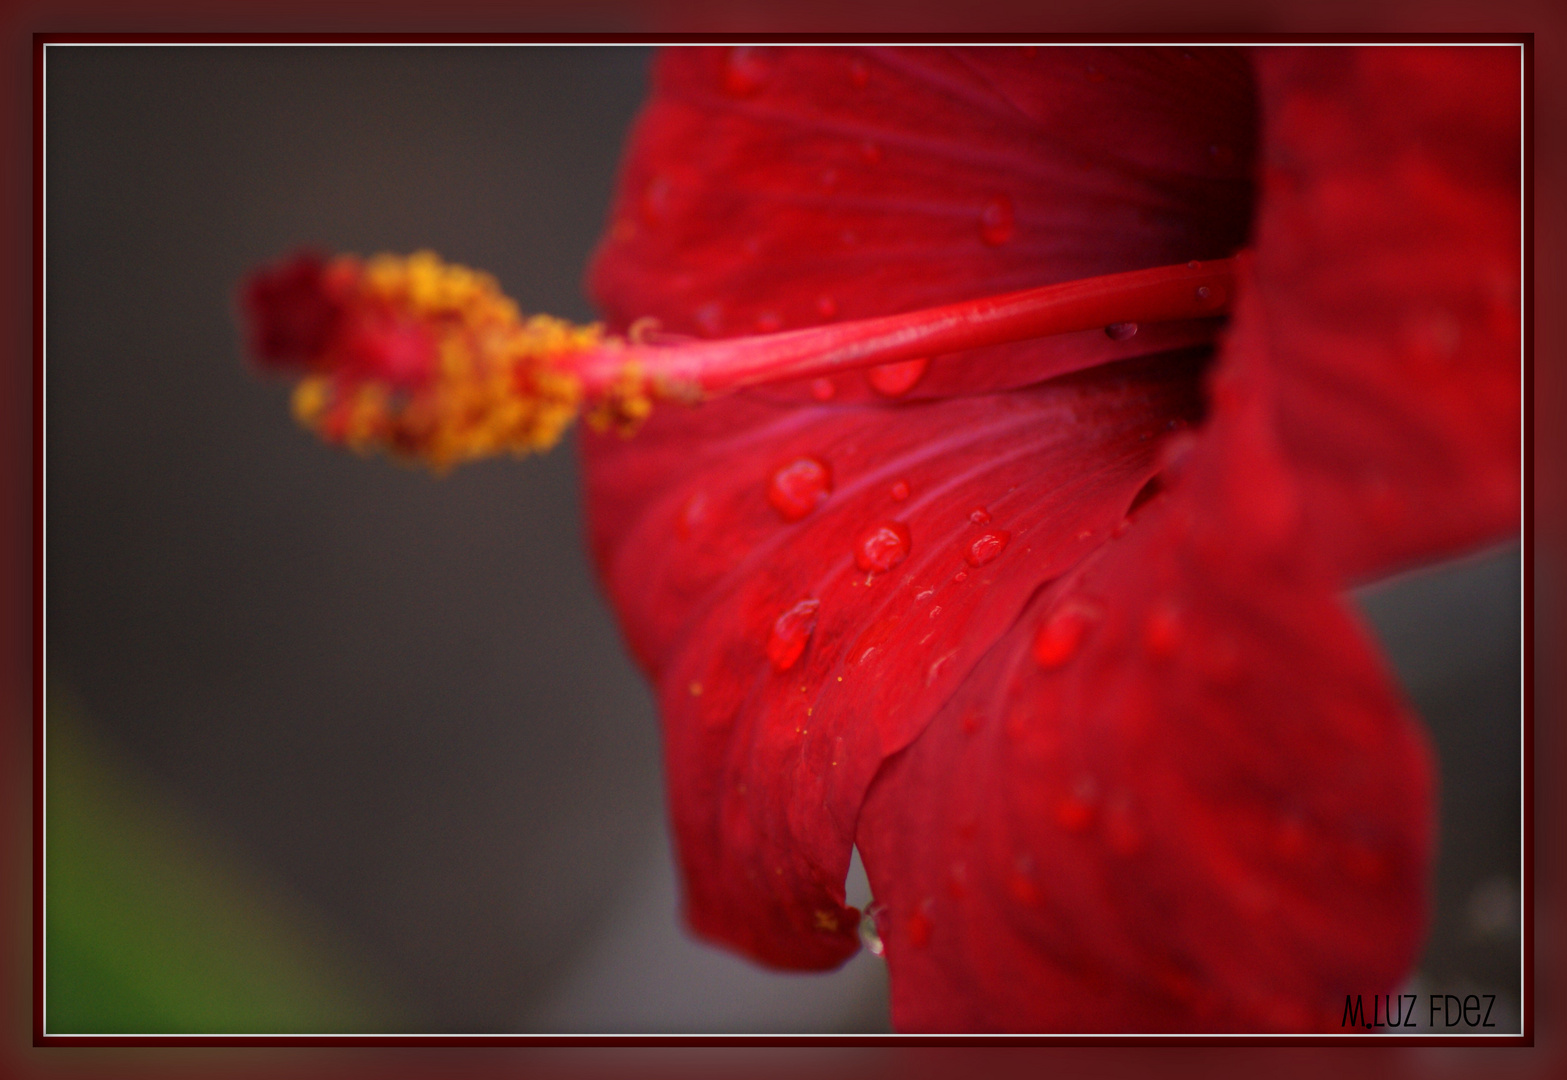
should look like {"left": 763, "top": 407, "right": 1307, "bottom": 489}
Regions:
{"left": 1105, "top": 321, "right": 1138, "bottom": 341}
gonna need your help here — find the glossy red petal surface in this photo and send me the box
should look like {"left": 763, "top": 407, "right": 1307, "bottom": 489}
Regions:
{"left": 1246, "top": 47, "right": 1521, "bottom": 580}
{"left": 589, "top": 46, "right": 1256, "bottom": 402}
{"left": 848, "top": 46, "right": 1518, "bottom": 1031}
{"left": 583, "top": 47, "right": 1258, "bottom": 969}
{"left": 586, "top": 355, "right": 1205, "bottom": 966}
{"left": 856, "top": 270, "right": 1435, "bottom": 1031}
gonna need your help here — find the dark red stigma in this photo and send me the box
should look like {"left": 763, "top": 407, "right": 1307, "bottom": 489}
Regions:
{"left": 240, "top": 250, "right": 345, "bottom": 370}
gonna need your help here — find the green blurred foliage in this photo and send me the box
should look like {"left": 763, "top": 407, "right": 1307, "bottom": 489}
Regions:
{"left": 45, "top": 691, "right": 403, "bottom": 1033}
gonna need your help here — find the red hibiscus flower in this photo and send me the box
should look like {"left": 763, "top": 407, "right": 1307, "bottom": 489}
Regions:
{"left": 241, "top": 45, "right": 1520, "bottom": 1033}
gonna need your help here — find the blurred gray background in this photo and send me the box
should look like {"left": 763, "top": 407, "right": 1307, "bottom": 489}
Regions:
{"left": 42, "top": 45, "right": 1520, "bottom": 1034}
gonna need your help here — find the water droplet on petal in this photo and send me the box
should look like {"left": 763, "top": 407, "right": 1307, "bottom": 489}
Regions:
{"left": 964, "top": 529, "right": 1010, "bottom": 567}
{"left": 677, "top": 490, "right": 710, "bottom": 539}
{"left": 1032, "top": 604, "right": 1094, "bottom": 669}
{"left": 767, "top": 597, "right": 821, "bottom": 671}
{"left": 855, "top": 521, "right": 911, "bottom": 573}
{"left": 905, "top": 909, "right": 932, "bottom": 948}
{"left": 979, "top": 194, "right": 1015, "bottom": 246}
{"left": 1105, "top": 321, "right": 1138, "bottom": 341}
{"left": 868, "top": 357, "right": 928, "bottom": 397}
{"left": 722, "top": 47, "right": 770, "bottom": 97}
{"left": 890, "top": 479, "right": 910, "bottom": 501}
{"left": 1195, "top": 283, "right": 1227, "bottom": 309}
{"left": 767, "top": 456, "right": 833, "bottom": 521}
{"left": 953, "top": 570, "right": 968, "bottom": 583}
{"left": 849, "top": 57, "right": 870, "bottom": 87}
{"left": 809, "top": 377, "right": 837, "bottom": 401}
{"left": 1143, "top": 601, "right": 1182, "bottom": 658}
{"left": 968, "top": 507, "right": 990, "bottom": 524}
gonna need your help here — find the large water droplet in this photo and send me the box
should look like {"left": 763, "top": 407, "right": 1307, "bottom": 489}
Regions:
{"left": 855, "top": 521, "right": 911, "bottom": 573}
{"left": 722, "top": 47, "right": 770, "bottom": 97}
{"left": 1105, "top": 321, "right": 1138, "bottom": 341}
{"left": 868, "top": 357, "right": 928, "bottom": 397}
{"left": 964, "top": 529, "right": 1011, "bottom": 567}
{"left": 767, "top": 597, "right": 821, "bottom": 672}
{"left": 767, "top": 456, "right": 833, "bottom": 521}
{"left": 1032, "top": 604, "right": 1093, "bottom": 669}
{"left": 979, "top": 194, "right": 1015, "bottom": 246}
{"left": 968, "top": 507, "right": 990, "bottom": 524}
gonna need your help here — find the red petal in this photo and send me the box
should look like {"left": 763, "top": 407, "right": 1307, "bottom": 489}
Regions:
{"left": 846, "top": 45, "right": 1519, "bottom": 1027}
{"left": 1245, "top": 47, "right": 1520, "bottom": 580}
{"left": 589, "top": 46, "right": 1257, "bottom": 399}
{"left": 586, "top": 353, "right": 1205, "bottom": 966}
{"left": 584, "top": 47, "right": 1260, "bottom": 970}
{"left": 855, "top": 273, "right": 1435, "bottom": 1032}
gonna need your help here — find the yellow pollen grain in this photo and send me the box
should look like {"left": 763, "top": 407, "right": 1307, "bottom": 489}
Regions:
{"left": 290, "top": 377, "right": 331, "bottom": 425}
